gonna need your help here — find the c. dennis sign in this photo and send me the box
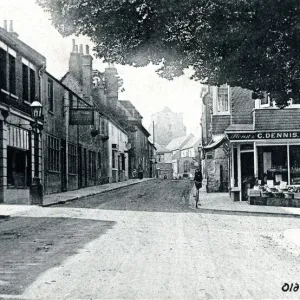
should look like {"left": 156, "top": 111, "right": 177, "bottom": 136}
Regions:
{"left": 227, "top": 131, "right": 300, "bottom": 140}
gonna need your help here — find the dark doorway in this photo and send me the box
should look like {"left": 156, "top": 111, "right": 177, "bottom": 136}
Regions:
{"left": 241, "top": 152, "right": 254, "bottom": 200}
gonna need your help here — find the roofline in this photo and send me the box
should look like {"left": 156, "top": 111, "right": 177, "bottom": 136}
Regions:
{"left": 45, "top": 71, "right": 92, "bottom": 107}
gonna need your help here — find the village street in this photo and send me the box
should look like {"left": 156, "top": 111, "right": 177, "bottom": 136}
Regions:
{"left": 1, "top": 180, "right": 300, "bottom": 299}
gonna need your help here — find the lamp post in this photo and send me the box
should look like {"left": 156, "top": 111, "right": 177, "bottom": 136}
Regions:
{"left": 30, "top": 100, "right": 43, "bottom": 205}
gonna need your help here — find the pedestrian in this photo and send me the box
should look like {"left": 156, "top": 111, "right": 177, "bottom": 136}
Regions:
{"left": 137, "top": 164, "right": 144, "bottom": 180}
{"left": 194, "top": 168, "right": 203, "bottom": 208}
{"left": 132, "top": 169, "right": 137, "bottom": 179}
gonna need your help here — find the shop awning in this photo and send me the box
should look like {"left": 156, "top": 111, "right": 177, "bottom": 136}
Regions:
{"left": 203, "top": 135, "right": 226, "bottom": 151}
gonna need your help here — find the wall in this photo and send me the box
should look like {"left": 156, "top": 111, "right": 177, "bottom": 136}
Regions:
{"left": 205, "top": 145, "right": 229, "bottom": 192}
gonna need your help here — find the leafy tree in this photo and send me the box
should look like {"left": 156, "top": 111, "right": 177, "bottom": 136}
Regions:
{"left": 38, "top": 0, "right": 300, "bottom": 106}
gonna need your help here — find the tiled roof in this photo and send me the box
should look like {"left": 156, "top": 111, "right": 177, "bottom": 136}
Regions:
{"left": 226, "top": 124, "right": 254, "bottom": 132}
{"left": 212, "top": 115, "right": 231, "bottom": 135}
{"left": 165, "top": 135, "right": 191, "bottom": 151}
{"left": 255, "top": 108, "right": 300, "bottom": 130}
{"left": 180, "top": 136, "right": 201, "bottom": 150}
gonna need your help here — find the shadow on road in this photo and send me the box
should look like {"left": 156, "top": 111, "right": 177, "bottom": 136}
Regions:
{"left": 0, "top": 216, "right": 115, "bottom": 296}
{"left": 54, "top": 180, "right": 194, "bottom": 213}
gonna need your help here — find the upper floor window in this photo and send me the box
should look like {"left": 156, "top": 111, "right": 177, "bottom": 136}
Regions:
{"left": 22, "top": 58, "right": 36, "bottom": 103}
{"left": 213, "top": 84, "right": 230, "bottom": 115}
{"left": 0, "top": 42, "right": 16, "bottom": 95}
{"left": 48, "top": 79, "right": 54, "bottom": 112}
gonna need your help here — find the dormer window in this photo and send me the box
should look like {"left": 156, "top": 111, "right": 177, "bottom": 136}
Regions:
{"left": 213, "top": 84, "right": 230, "bottom": 115}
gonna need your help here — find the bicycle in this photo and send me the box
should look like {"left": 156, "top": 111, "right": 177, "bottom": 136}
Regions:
{"left": 194, "top": 181, "right": 202, "bottom": 208}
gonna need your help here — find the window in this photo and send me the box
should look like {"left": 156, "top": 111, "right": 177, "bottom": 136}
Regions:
{"left": 30, "top": 68, "right": 36, "bottom": 103}
{"left": 88, "top": 150, "right": 96, "bottom": 178}
{"left": 68, "top": 143, "right": 77, "bottom": 174}
{"left": 214, "top": 85, "right": 229, "bottom": 114}
{"left": 48, "top": 79, "right": 54, "bottom": 112}
{"left": 9, "top": 54, "right": 16, "bottom": 95}
{"left": 0, "top": 48, "right": 7, "bottom": 90}
{"left": 183, "top": 160, "right": 190, "bottom": 173}
{"left": 112, "top": 150, "right": 116, "bottom": 168}
{"left": 22, "top": 63, "right": 29, "bottom": 101}
{"left": 47, "top": 135, "right": 60, "bottom": 172}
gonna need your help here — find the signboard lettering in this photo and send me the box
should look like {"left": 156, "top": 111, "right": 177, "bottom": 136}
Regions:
{"left": 69, "top": 108, "right": 94, "bottom": 125}
{"left": 227, "top": 131, "right": 300, "bottom": 140}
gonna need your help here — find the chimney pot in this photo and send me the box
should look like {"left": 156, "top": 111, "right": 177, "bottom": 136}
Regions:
{"left": 72, "top": 39, "right": 76, "bottom": 52}
{"left": 9, "top": 20, "right": 13, "bottom": 32}
{"left": 4, "top": 20, "right": 7, "bottom": 30}
{"left": 79, "top": 44, "right": 83, "bottom": 54}
{"left": 86, "top": 45, "right": 89, "bottom": 55}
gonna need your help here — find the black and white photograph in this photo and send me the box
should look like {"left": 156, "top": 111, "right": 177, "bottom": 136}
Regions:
{"left": 0, "top": 0, "right": 300, "bottom": 299}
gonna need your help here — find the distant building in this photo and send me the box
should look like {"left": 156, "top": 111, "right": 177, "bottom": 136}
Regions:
{"left": 150, "top": 107, "right": 186, "bottom": 147}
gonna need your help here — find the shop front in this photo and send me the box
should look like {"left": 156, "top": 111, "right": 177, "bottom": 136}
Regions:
{"left": 226, "top": 127, "right": 300, "bottom": 203}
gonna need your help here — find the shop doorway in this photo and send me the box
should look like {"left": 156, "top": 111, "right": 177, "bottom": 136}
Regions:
{"left": 241, "top": 152, "right": 254, "bottom": 200}
{"left": 7, "top": 146, "right": 29, "bottom": 188}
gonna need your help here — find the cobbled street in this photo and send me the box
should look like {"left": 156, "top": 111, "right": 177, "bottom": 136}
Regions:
{"left": 1, "top": 180, "right": 300, "bottom": 299}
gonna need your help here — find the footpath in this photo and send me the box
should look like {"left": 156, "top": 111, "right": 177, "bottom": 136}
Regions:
{"left": 190, "top": 187, "right": 300, "bottom": 218}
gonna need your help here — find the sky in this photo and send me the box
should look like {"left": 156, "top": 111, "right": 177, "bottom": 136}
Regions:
{"left": 0, "top": 0, "right": 202, "bottom": 134}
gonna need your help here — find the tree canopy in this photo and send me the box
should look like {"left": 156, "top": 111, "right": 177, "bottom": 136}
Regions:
{"left": 37, "top": 0, "right": 300, "bottom": 106}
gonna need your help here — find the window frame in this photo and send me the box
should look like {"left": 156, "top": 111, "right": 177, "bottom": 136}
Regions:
{"left": 47, "top": 79, "right": 54, "bottom": 112}
{"left": 213, "top": 85, "right": 230, "bottom": 115}
{"left": 47, "top": 135, "right": 60, "bottom": 172}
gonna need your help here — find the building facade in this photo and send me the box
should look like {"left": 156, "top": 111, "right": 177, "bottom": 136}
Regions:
{"left": 0, "top": 23, "right": 45, "bottom": 204}
{"left": 202, "top": 84, "right": 300, "bottom": 200}
{"left": 150, "top": 107, "right": 186, "bottom": 147}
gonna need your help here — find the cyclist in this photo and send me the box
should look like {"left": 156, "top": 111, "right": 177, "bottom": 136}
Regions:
{"left": 194, "top": 168, "right": 203, "bottom": 208}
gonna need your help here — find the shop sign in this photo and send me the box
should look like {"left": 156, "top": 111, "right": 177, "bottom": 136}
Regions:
{"left": 69, "top": 108, "right": 94, "bottom": 125}
{"left": 227, "top": 131, "right": 300, "bottom": 141}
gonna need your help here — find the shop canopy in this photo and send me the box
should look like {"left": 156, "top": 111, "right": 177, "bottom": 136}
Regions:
{"left": 203, "top": 135, "right": 226, "bottom": 151}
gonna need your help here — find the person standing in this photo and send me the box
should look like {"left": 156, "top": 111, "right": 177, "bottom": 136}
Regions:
{"left": 194, "top": 168, "right": 203, "bottom": 208}
{"left": 138, "top": 164, "right": 144, "bottom": 180}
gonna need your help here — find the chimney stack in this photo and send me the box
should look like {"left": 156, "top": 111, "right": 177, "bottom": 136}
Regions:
{"left": 81, "top": 44, "right": 93, "bottom": 102}
{"left": 86, "top": 45, "right": 89, "bottom": 55}
{"left": 104, "top": 66, "right": 118, "bottom": 106}
{"left": 72, "top": 39, "right": 76, "bottom": 52}
{"left": 4, "top": 20, "right": 7, "bottom": 31}
{"left": 8, "top": 20, "right": 19, "bottom": 38}
{"left": 79, "top": 44, "right": 83, "bottom": 54}
{"left": 69, "top": 39, "right": 82, "bottom": 83}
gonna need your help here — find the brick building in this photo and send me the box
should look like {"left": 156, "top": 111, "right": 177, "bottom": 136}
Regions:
{"left": 0, "top": 22, "right": 45, "bottom": 204}
{"left": 202, "top": 84, "right": 300, "bottom": 201}
{"left": 150, "top": 107, "right": 186, "bottom": 147}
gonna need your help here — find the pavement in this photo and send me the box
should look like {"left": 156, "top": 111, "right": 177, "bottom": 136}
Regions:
{"left": 191, "top": 186, "right": 300, "bottom": 217}
{"left": 2, "top": 178, "right": 300, "bottom": 218}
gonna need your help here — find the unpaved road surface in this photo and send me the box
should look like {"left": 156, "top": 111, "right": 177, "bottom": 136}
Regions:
{"left": 1, "top": 180, "right": 300, "bottom": 299}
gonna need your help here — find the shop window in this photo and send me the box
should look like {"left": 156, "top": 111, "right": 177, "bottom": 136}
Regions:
{"left": 7, "top": 147, "right": 28, "bottom": 188}
{"left": 48, "top": 79, "right": 54, "bottom": 112}
{"left": 47, "top": 135, "right": 60, "bottom": 172}
{"left": 258, "top": 146, "right": 288, "bottom": 185}
{"left": 290, "top": 146, "right": 300, "bottom": 184}
{"left": 88, "top": 150, "right": 96, "bottom": 178}
{"left": 68, "top": 143, "right": 77, "bottom": 174}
